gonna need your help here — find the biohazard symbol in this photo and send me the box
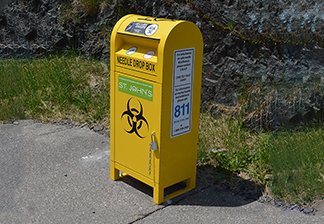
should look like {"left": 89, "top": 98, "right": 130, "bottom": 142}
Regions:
{"left": 121, "top": 98, "right": 149, "bottom": 138}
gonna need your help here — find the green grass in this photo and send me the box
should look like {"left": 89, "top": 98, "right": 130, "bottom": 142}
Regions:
{"left": 0, "top": 57, "right": 109, "bottom": 126}
{"left": 261, "top": 128, "right": 324, "bottom": 204}
{"left": 199, "top": 113, "right": 324, "bottom": 205}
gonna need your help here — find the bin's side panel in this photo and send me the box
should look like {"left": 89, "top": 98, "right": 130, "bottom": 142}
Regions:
{"left": 110, "top": 14, "right": 135, "bottom": 180}
{"left": 159, "top": 21, "right": 203, "bottom": 188}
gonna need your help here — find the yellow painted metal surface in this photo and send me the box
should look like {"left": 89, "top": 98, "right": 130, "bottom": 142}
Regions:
{"left": 110, "top": 14, "right": 203, "bottom": 204}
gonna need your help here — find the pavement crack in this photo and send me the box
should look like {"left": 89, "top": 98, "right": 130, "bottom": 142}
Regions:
{"left": 129, "top": 185, "right": 213, "bottom": 224}
{"left": 128, "top": 205, "right": 169, "bottom": 224}
{"left": 38, "top": 127, "right": 68, "bottom": 136}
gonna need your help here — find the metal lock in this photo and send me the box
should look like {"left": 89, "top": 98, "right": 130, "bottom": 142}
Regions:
{"left": 150, "top": 132, "right": 158, "bottom": 151}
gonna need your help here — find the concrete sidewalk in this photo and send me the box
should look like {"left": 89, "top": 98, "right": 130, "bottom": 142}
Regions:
{"left": 0, "top": 120, "right": 323, "bottom": 224}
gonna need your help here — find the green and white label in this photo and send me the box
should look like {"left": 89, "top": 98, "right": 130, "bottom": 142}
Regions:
{"left": 118, "top": 76, "right": 153, "bottom": 101}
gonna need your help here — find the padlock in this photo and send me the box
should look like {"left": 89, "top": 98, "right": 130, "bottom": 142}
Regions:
{"left": 150, "top": 132, "right": 158, "bottom": 150}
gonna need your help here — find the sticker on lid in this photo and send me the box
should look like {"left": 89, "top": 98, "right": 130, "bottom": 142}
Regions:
{"left": 126, "top": 47, "right": 137, "bottom": 55}
{"left": 145, "top": 24, "right": 159, "bottom": 36}
{"left": 125, "top": 22, "right": 158, "bottom": 36}
{"left": 125, "top": 23, "right": 135, "bottom": 32}
{"left": 144, "top": 51, "right": 155, "bottom": 59}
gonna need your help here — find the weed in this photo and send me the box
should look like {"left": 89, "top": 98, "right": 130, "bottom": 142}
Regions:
{"left": 69, "top": 0, "right": 113, "bottom": 17}
{"left": 80, "top": 0, "right": 98, "bottom": 16}
{"left": 199, "top": 113, "right": 260, "bottom": 173}
{"left": 199, "top": 112, "right": 324, "bottom": 204}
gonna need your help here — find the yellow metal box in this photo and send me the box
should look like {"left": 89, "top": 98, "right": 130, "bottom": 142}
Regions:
{"left": 110, "top": 14, "right": 203, "bottom": 204}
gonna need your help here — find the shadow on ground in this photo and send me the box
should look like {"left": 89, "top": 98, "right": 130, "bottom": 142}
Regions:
{"left": 118, "top": 165, "right": 263, "bottom": 207}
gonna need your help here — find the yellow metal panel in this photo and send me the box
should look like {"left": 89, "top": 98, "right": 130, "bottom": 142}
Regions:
{"left": 158, "top": 22, "right": 203, "bottom": 189}
{"left": 114, "top": 73, "right": 161, "bottom": 180}
{"left": 110, "top": 14, "right": 134, "bottom": 181}
{"left": 115, "top": 47, "right": 158, "bottom": 76}
{"left": 115, "top": 162, "right": 154, "bottom": 187}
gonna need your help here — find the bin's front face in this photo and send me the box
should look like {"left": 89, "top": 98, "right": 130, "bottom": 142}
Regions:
{"left": 114, "top": 72, "right": 160, "bottom": 180}
{"left": 110, "top": 18, "right": 163, "bottom": 183}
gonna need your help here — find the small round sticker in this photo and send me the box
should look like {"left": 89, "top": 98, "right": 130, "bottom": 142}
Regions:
{"left": 145, "top": 24, "right": 158, "bottom": 36}
{"left": 144, "top": 51, "right": 155, "bottom": 59}
{"left": 126, "top": 47, "right": 137, "bottom": 55}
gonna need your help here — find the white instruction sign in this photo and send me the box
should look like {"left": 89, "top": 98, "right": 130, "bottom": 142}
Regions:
{"left": 171, "top": 48, "right": 195, "bottom": 137}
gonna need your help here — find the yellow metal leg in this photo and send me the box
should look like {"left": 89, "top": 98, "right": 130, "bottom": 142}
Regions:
{"left": 110, "top": 163, "right": 120, "bottom": 181}
{"left": 186, "top": 176, "right": 196, "bottom": 190}
{"left": 153, "top": 184, "right": 164, "bottom": 204}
